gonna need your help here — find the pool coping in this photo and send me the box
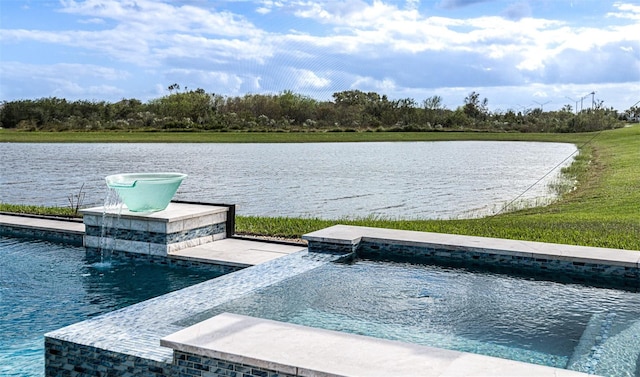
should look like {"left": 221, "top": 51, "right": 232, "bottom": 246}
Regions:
{"left": 0, "top": 212, "right": 85, "bottom": 245}
{"left": 160, "top": 312, "right": 589, "bottom": 377}
{"left": 303, "top": 224, "right": 640, "bottom": 269}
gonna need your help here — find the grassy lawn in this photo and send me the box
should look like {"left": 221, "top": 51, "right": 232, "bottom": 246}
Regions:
{"left": 0, "top": 129, "right": 593, "bottom": 143}
{"left": 1, "top": 126, "right": 639, "bottom": 250}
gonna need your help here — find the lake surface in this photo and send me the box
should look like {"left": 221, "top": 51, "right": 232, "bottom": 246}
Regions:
{"left": 0, "top": 141, "right": 577, "bottom": 219}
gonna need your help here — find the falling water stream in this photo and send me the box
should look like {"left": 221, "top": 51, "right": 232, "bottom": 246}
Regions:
{"left": 94, "top": 188, "right": 124, "bottom": 267}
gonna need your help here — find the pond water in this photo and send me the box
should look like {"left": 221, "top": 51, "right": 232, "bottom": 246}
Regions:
{"left": 0, "top": 141, "right": 577, "bottom": 219}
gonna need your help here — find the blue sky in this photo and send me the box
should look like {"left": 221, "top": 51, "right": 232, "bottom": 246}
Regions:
{"left": 1, "top": 0, "right": 639, "bottom": 112}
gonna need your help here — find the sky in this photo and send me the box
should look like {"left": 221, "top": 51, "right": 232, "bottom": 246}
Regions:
{"left": 1, "top": 0, "right": 639, "bottom": 112}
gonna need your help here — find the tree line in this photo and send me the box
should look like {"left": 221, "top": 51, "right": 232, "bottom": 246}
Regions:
{"left": 0, "top": 86, "right": 632, "bottom": 133}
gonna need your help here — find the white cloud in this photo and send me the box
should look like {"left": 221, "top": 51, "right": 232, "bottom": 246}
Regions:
{"left": 60, "top": 0, "right": 260, "bottom": 36}
{"left": 292, "top": 69, "right": 330, "bottom": 88}
{"left": 78, "top": 17, "right": 105, "bottom": 24}
{"left": 351, "top": 76, "right": 397, "bottom": 92}
{"left": 607, "top": 2, "right": 640, "bottom": 20}
{"left": 156, "top": 34, "right": 274, "bottom": 65}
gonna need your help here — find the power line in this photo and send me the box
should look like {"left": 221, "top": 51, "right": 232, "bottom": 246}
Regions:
{"left": 485, "top": 129, "right": 605, "bottom": 219}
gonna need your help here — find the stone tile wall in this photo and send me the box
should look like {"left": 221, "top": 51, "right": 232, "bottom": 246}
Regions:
{"left": 173, "top": 351, "right": 297, "bottom": 377}
{"left": 84, "top": 246, "right": 243, "bottom": 274}
{"left": 84, "top": 221, "right": 226, "bottom": 256}
{"left": 306, "top": 240, "right": 358, "bottom": 255}
{"left": 45, "top": 338, "right": 298, "bottom": 377}
{"left": 45, "top": 337, "right": 172, "bottom": 377}
{"left": 0, "top": 224, "right": 83, "bottom": 246}
{"left": 357, "top": 241, "right": 640, "bottom": 289}
{"left": 85, "top": 223, "right": 226, "bottom": 244}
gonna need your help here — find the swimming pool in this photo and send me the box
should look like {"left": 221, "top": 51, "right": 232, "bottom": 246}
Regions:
{"left": 194, "top": 256, "right": 640, "bottom": 376}
{"left": 0, "top": 237, "right": 225, "bottom": 377}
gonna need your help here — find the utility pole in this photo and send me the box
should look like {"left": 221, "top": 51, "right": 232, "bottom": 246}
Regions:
{"left": 565, "top": 96, "right": 578, "bottom": 114}
{"left": 516, "top": 104, "right": 531, "bottom": 116}
{"left": 580, "top": 91, "right": 595, "bottom": 111}
{"left": 533, "top": 100, "right": 551, "bottom": 111}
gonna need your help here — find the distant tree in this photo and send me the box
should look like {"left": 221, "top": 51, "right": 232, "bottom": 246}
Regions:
{"left": 422, "top": 95, "right": 446, "bottom": 125}
{"left": 0, "top": 88, "right": 626, "bottom": 133}
{"left": 147, "top": 88, "right": 213, "bottom": 128}
{"left": 423, "top": 95, "right": 443, "bottom": 111}
{"left": 167, "top": 83, "right": 181, "bottom": 93}
{"left": 463, "top": 91, "right": 488, "bottom": 120}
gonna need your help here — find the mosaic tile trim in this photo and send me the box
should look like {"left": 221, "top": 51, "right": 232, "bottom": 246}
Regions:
{"left": 45, "top": 338, "right": 300, "bottom": 377}
{"left": 85, "top": 247, "right": 243, "bottom": 274}
{"left": 356, "top": 241, "right": 640, "bottom": 289}
{"left": 85, "top": 222, "right": 226, "bottom": 244}
{"left": 307, "top": 240, "right": 358, "bottom": 255}
{"left": 0, "top": 224, "right": 83, "bottom": 246}
{"left": 45, "top": 337, "right": 172, "bottom": 377}
{"left": 174, "top": 351, "right": 297, "bottom": 377}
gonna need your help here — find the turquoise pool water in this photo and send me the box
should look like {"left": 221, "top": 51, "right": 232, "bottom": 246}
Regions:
{"left": 207, "top": 257, "right": 640, "bottom": 377}
{"left": 0, "top": 237, "right": 224, "bottom": 377}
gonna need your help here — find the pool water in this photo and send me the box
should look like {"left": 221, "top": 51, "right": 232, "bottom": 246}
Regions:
{"left": 0, "top": 237, "right": 224, "bottom": 377}
{"left": 206, "top": 258, "right": 640, "bottom": 377}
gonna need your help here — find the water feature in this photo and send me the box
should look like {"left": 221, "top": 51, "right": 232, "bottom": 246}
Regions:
{"left": 91, "top": 172, "right": 187, "bottom": 265}
{"left": 190, "top": 257, "right": 640, "bottom": 376}
{"left": 0, "top": 141, "right": 577, "bottom": 219}
{"left": 95, "top": 188, "right": 122, "bottom": 266}
{"left": 0, "top": 236, "right": 226, "bottom": 376}
{"left": 105, "top": 172, "right": 187, "bottom": 212}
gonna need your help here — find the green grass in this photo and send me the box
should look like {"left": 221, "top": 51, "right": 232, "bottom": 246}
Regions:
{"left": 2, "top": 126, "right": 639, "bottom": 250}
{"left": 0, "top": 203, "right": 78, "bottom": 218}
{"left": 0, "top": 129, "right": 593, "bottom": 143}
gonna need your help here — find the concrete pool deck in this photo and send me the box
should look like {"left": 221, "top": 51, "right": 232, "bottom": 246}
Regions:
{"left": 0, "top": 213, "right": 85, "bottom": 233}
{"left": 170, "top": 237, "right": 305, "bottom": 267}
{"left": 0, "top": 212, "right": 85, "bottom": 245}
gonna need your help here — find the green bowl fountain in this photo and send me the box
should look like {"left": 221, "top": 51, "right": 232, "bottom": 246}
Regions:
{"left": 105, "top": 173, "right": 187, "bottom": 212}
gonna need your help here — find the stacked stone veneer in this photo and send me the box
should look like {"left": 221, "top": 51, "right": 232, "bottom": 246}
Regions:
{"left": 82, "top": 203, "right": 229, "bottom": 257}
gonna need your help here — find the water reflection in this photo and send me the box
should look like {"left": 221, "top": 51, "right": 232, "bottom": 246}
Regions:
{"left": 0, "top": 141, "right": 577, "bottom": 219}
